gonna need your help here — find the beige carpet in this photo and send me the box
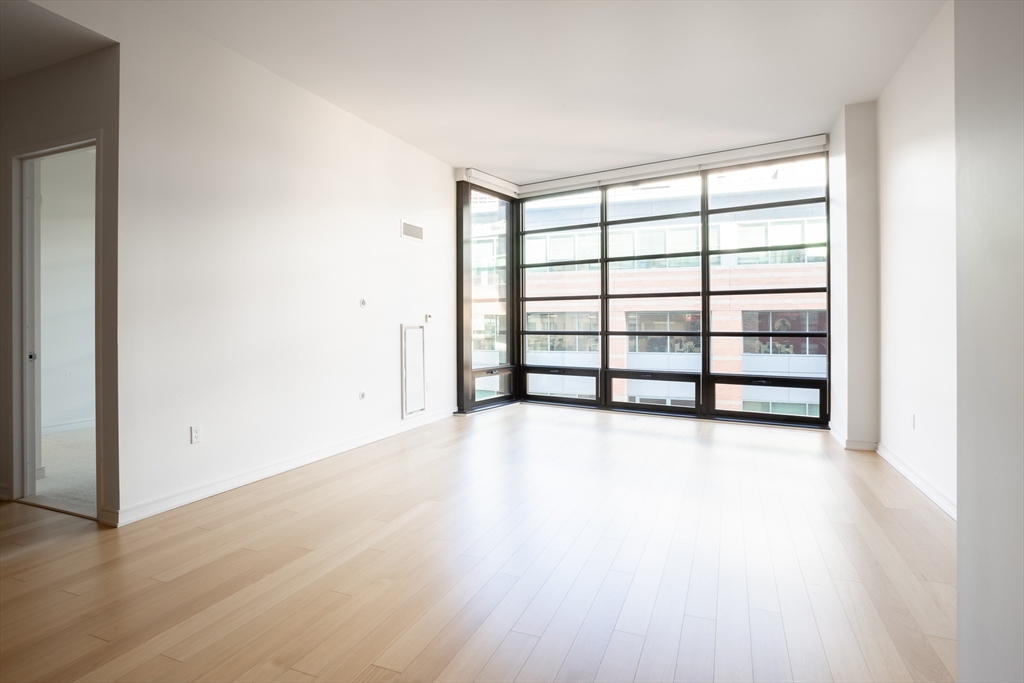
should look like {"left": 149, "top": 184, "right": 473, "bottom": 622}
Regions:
{"left": 35, "top": 427, "right": 96, "bottom": 511}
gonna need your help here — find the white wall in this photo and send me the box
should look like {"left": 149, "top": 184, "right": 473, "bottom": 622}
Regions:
{"left": 876, "top": 1, "right": 957, "bottom": 517}
{"left": 39, "top": 0, "right": 457, "bottom": 522}
{"left": 828, "top": 102, "right": 880, "bottom": 451}
{"left": 0, "top": 45, "right": 119, "bottom": 513}
{"left": 953, "top": 1, "right": 1024, "bottom": 680}
{"left": 39, "top": 148, "right": 96, "bottom": 433}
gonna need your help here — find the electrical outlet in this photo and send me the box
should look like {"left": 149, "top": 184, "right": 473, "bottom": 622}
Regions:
{"left": 190, "top": 425, "right": 202, "bottom": 444}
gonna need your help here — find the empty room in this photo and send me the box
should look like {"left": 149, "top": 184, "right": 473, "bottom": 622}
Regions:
{"left": 1, "top": 1, "right": 1021, "bottom": 682}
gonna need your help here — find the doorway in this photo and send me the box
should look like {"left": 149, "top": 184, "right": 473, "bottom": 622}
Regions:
{"left": 18, "top": 144, "right": 98, "bottom": 519}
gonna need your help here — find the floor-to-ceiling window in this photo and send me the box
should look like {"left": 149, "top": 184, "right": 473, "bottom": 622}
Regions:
{"left": 704, "top": 156, "right": 828, "bottom": 423}
{"left": 456, "top": 185, "right": 516, "bottom": 411}
{"left": 457, "top": 153, "right": 829, "bottom": 426}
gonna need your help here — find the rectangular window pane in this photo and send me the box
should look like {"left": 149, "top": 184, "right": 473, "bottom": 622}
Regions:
{"left": 607, "top": 175, "right": 701, "bottom": 221}
{"left": 709, "top": 203, "right": 827, "bottom": 251}
{"left": 522, "top": 227, "right": 600, "bottom": 265}
{"left": 716, "top": 383, "right": 821, "bottom": 417}
{"left": 709, "top": 249, "right": 827, "bottom": 291}
{"left": 607, "top": 216, "right": 701, "bottom": 258}
{"left": 611, "top": 378, "right": 697, "bottom": 408}
{"left": 524, "top": 190, "right": 601, "bottom": 231}
{"left": 708, "top": 156, "right": 827, "bottom": 210}
{"left": 524, "top": 335, "right": 600, "bottom": 367}
{"left": 711, "top": 336, "right": 827, "bottom": 378}
{"left": 606, "top": 297, "right": 701, "bottom": 332}
{"left": 710, "top": 292, "right": 828, "bottom": 332}
{"left": 475, "top": 373, "right": 511, "bottom": 401}
{"left": 523, "top": 263, "right": 601, "bottom": 298}
{"left": 470, "top": 190, "right": 507, "bottom": 368}
{"left": 527, "top": 373, "right": 597, "bottom": 400}
{"left": 608, "top": 335, "right": 702, "bottom": 371}
{"left": 608, "top": 257, "right": 701, "bottom": 295}
{"left": 524, "top": 300, "right": 600, "bottom": 331}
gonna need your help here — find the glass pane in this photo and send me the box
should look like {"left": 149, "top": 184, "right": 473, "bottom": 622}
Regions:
{"left": 608, "top": 257, "right": 701, "bottom": 295}
{"left": 710, "top": 293, "right": 828, "bottom": 332}
{"left": 523, "top": 227, "right": 600, "bottom": 265}
{"left": 527, "top": 373, "right": 597, "bottom": 400}
{"left": 524, "top": 190, "right": 601, "bottom": 231}
{"left": 607, "top": 297, "right": 702, "bottom": 332}
{"left": 35, "top": 148, "right": 98, "bottom": 512}
{"left": 709, "top": 248, "right": 827, "bottom": 291}
{"left": 608, "top": 335, "right": 702, "bottom": 371}
{"left": 470, "top": 190, "right": 507, "bottom": 368}
{"left": 475, "top": 373, "right": 511, "bottom": 401}
{"left": 608, "top": 216, "right": 701, "bottom": 258}
{"left": 524, "top": 335, "right": 600, "bottom": 367}
{"left": 611, "top": 378, "right": 696, "bottom": 408}
{"left": 524, "top": 300, "right": 600, "bottom": 331}
{"left": 523, "top": 263, "right": 601, "bottom": 298}
{"left": 607, "top": 175, "right": 701, "bottom": 221}
{"left": 709, "top": 203, "right": 826, "bottom": 251}
{"left": 708, "top": 156, "right": 827, "bottom": 210}
{"left": 715, "top": 383, "right": 821, "bottom": 417}
{"left": 711, "top": 336, "right": 827, "bottom": 378}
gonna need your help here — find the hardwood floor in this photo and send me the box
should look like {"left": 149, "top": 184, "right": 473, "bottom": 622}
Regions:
{"left": 0, "top": 403, "right": 957, "bottom": 682}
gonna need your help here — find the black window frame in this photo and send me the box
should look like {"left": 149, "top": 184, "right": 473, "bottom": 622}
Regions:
{"left": 455, "top": 152, "right": 830, "bottom": 427}
{"left": 456, "top": 182, "right": 519, "bottom": 412}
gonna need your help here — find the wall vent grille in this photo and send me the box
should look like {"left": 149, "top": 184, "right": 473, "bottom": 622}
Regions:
{"left": 401, "top": 221, "right": 424, "bottom": 241}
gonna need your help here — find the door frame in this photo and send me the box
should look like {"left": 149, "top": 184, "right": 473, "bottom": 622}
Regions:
{"left": 9, "top": 131, "right": 106, "bottom": 520}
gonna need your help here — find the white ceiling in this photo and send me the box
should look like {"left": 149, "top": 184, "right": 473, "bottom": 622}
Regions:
{"left": 158, "top": 1, "right": 938, "bottom": 184}
{"left": 0, "top": 0, "right": 115, "bottom": 81}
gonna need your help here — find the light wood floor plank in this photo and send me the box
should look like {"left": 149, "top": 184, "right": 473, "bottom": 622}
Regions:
{"left": 0, "top": 405, "right": 957, "bottom": 683}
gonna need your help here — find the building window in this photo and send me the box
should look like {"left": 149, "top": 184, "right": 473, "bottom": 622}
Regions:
{"left": 626, "top": 311, "right": 702, "bottom": 354}
{"left": 472, "top": 314, "right": 506, "bottom": 351}
{"left": 525, "top": 311, "right": 599, "bottom": 331}
{"left": 741, "top": 309, "right": 826, "bottom": 355}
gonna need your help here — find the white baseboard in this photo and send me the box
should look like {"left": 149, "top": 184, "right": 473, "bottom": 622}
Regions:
{"left": 97, "top": 506, "right": 119, "bottom": 527}
{"left": 830, "top": 423, "right": 878, "bottom": 451}
{"left": 114, "top": 408, "right": 456, "bottom": 526}
{"left": 42, "top": 418, "right": 96, "bottom": 436}
{"left": 0, "top": 484, "right": 11, "bottom": 501}
{"left": 876, "top": 442, "right": 957, "bottom": 520}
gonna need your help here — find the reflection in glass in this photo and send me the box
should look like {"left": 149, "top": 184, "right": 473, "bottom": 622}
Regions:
{"left": 710, "top": 292, "right": 828, "bottom": 332}
{"left": 711, "top": 337, "right": 827, "bottom": 378}
{"left": 709, "top": 203, "right": 827, "bottom": 251}
{"left": 608, "top": 216, "right": 701, "bottom": 258}
{"left": 523, "top": 227, "right": 600, "bottom": 265}
{"left": 475, "top": 373, "right": 511, "bottom": 401}
{"left": 611, "top": 378, "right": 696, "bottom": 408}
{"left": 715, "top": 383, "right": 820, "bottom": 417}
{"left": 607, "top": 175, "right": 701, "bottom": 221}
{"left": 607, "top": 297, "right": 701, "bottom": 332}
{"left": 608, "top": 334, "right": 701, "bottom": 371}
{"left": 708, "top": 156, "right": 826, "bottom": 210}
{"left": 523, "top": 190, "right": 601, "bottom": 231}
{"left": 524, "top": 335, "right": 600, "bottom": 367}
{"left": 471, "top": 190, "right": 508, "bottom": 368}
{"left": 525, "top": 311, "right": 599, "bottom": 332}
{"left": 527, "top": 373, "right": 597, "bottom": 400}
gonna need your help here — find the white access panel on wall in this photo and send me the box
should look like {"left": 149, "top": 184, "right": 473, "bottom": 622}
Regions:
{"left": 402, "top": 325, "right": 426, "bottom": 418}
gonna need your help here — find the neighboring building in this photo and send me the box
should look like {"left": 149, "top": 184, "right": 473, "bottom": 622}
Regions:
{"left": 470, "top": 156, "right": 829, "bottom": 419}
